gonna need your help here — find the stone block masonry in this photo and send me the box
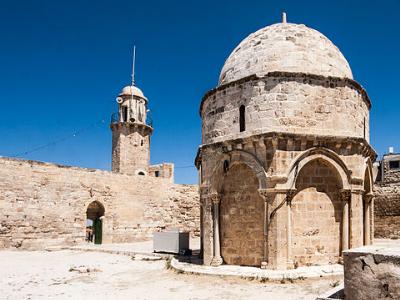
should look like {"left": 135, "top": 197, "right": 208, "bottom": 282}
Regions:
{"left": 0, "top": 157, "right": 199, "bottom": 250}
{"left": 374, "top": 184, "right": 400, "bottom": 238}
{"left": 374, "top": 153, "right": 400, "bottom": 239}
{"left": 344, "top": 246, "right": 400, "bottom": 299}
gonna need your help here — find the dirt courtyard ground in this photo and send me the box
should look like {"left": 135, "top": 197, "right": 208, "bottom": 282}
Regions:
{"left": 0, "top": 250, "right": 339, "bottom": 300}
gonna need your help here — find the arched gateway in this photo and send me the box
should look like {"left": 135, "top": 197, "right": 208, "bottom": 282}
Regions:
{"left": 86, "top": 201, "right": 105, "bottom": 244}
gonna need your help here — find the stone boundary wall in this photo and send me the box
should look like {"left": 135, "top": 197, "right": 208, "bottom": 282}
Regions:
{"left": 374, "top": 182, "right": 400, "bottom": 239}
{"left": 0, "top": 157, "right": 199, "bottom": 250}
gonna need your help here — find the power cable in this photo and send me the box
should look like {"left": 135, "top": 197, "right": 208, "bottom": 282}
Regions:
{"left": 10, "top": 119, "right": 106, "bottom": 158}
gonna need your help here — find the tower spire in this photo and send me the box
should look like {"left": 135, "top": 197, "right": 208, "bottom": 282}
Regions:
{"left": 131, "top": 46, "right": 136, "bottom": 86}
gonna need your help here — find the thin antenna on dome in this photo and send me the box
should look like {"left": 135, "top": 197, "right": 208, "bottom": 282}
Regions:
{"left": 282, "top": 12, "right": 287, "bottom": 23}
{"left": 131, "top": 45, "right": 136, "bottom": 86}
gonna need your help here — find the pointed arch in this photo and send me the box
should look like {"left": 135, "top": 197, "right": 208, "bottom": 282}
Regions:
{"left": 284, "top": 147, "right": 351, "bottom": 190}
{"left": 363, "top": 157, "right": 374, "bottom": 194}
{"left": 86, "top": 201, "right": 105, "bottom": 220}
{"left": 86, "top": 201, "right": 105, "bottom": 245}
{"left": 208, "top": 150, "right": 267, "bottom": 194}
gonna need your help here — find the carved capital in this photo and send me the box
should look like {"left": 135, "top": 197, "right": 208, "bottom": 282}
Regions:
{"left": 340, "top": 189, "right": 351, "bottom": 202}
{"left": 200, "top": 185, "right": 209, "bottom": 195}
{"left": 258, "top": 188, "right": 269, "bottom": 199}
{"left": 209, "top": 192, "right": 221, "bottom": 204}
{"left": 364, "top": 192, "right": 374, "bottom": 203}
{"left": 258, "top": 189, "right": 275, "bottom": 204}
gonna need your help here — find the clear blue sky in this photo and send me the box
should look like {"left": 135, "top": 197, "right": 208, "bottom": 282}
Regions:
{"left": 0, "top": 0, "right": 399, "bottom": 184}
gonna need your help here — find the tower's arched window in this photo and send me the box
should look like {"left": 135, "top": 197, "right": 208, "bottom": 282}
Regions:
{"left": 122, "top": 106, "right": 128, "bottom": 122}
{"left": 239, "top": 105, "right": 246, "bottom": 132}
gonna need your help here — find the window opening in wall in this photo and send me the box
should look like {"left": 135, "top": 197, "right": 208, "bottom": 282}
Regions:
{"left": 138, "top": 171, "right": 145, "bottom": 175}
{"left": 223, "top": 160, "right": 230, "bottom": 173}
{"left": 239, "top": 105, "right": 246, "bottom": 132}
{"left": 122, "top": 106, "right": 128, "bottom": 122}
{"left": 389, "top": 160, "right": 400, "bottom": 169}
{"left": 363, "top": 117, "right": 366, "bottom": 140}
{"left": 141, "top": 140, "right": 144, "bottom": 146}
{"left": 155, "top": 171, "right": 160, "bottom": 177}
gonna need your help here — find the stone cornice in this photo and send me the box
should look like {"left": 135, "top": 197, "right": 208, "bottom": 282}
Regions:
{"left": 195, "top": 131, "right": 377, "bottom": 165}
{"left": 199, "top": 71, "right": 372, "bottom": 117}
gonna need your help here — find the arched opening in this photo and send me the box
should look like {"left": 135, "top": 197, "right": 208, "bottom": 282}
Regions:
{"left": 239, "top": 105, "right": 246, "bottom": 132}
{"left": 220, "top": 163, "right": 264, "bottom": 266}
{"left": 86, "top": 201, "right": 105, "bottom": 244}
{"left": 291, "top": 158, "right": 343, "bottom": 266}
{"left": 122, "top": 106, "right": 128, "bottom": 122}
{"left": 138, "top": 171, "right": 145, "bottom": 176}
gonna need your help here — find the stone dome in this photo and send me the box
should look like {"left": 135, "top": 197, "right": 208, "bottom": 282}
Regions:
{"left": 119, "top": 85, "right": 146, "bottom": 99}
{"left": 219, "top": 23, "right": 353, "bottom": 85}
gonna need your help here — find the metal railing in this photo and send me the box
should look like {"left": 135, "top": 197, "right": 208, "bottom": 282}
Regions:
{"left": 110, "top": 112, "right": 153, "bottom": 128}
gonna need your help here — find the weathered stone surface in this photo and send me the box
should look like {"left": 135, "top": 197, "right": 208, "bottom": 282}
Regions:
{"left": 344, "top": 246, "right": 400, "bottom": 300}
{"left": 197, "top": 20, "right": 375, "bottom": 270}
{"left": 219, "top": 23, "right": 353, "bottom": 85}
{"left": 291, "top": 159, "right": 343, "bottom": 266}
{"left": 111, "top": 123, "right": 152, "bottom": 176}
{"left": 374, "top": 154, "right": 400, "bottom": 239}
{"left": 220, "top": 163, "right": 264, "bottom": 266}
{"left": 0, "top": 157, "right": 199, "bottom": 250}
{"left": 201, "top": 74, "right": 370, "bottom": 145}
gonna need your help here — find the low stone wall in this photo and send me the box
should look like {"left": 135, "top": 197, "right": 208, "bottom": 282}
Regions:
{"left": 374, "top": 183, "right": 400, "bottom": 238}
{"left": 0, "top": 157, "right": 199, "bottom": 250}
{"left": 344, "top": 246, "right": 400, "bottom": 299}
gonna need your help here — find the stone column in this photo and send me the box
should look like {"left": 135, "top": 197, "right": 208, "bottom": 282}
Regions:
{"left": 201, "top": 190, "right": 214, "bottom": 265}
{"left": 210, "top": 193, "right": 223, "bottom": 266}
{"left": 286, "top": 190, "right": 296, "bottom": 269}
{"left": 340, "top": 190, "right": 351, "bottom": 252}
{"left": 349, "top": 189, "right": 364, "bottom": 248}
{"left": 198, "top": 186, "right": 208, "bottom": 260}
{"left": 364, "top": 193, "right": 374, "bottom": 245}
{"left": 370, "top": 195, "right": 375, "bottom": 244}
{"left": 263, "top": 189, "right": 291, "bottom": 270}
{"left": 258, "top": 189, "right": 270, "bottom": 269}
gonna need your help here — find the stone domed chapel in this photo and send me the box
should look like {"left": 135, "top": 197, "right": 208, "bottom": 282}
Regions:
{"left": 196, "top": 14, "right": 375, "bottom": 269}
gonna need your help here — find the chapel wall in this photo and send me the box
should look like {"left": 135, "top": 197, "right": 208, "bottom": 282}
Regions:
{"left": 201, "top": 75, "right": 369, "bottom": 145}
{"left": 220, "top": 163, "right": 264, "bottom": 266}
{"left": 200, "top": 134, "right": 372, "bottom": 267}
{"left": 291, "top": 159, "right": 343, "bottom": 266}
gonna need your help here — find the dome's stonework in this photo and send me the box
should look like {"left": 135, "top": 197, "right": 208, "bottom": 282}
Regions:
{"left": 200, "top": 22, "right": 369, "bottom": 145}
{"left": 219, "top": 23, "right": 353, "bottom": 85}
{"left": 119, "top": 85, "right": 146, "bottom": 99}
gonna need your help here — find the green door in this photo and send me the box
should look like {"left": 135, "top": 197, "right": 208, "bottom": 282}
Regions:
{"left": 94, "top": 218, "right": 102, "bottom": 244}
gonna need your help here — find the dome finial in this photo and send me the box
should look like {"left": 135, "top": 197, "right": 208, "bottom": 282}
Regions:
{"left": 282, "top": 12, "right": 287, "bottom": 23}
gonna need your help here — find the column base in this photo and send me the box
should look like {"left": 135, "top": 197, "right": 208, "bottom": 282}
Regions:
{"left": 210, "top": 256, "right": 223, "bottom": 266}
